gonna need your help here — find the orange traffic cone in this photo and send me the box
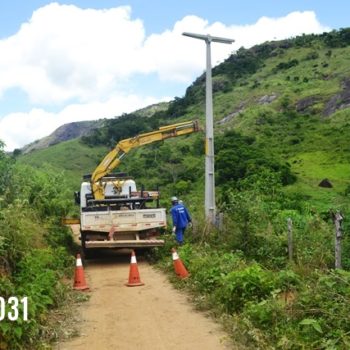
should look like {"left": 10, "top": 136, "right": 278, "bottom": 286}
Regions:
{"left": 125, "top": 250, "right": 145, "bottom": 287}
{"left": 172, "top": 248, "right": 189, "bottom": 279}
{"left": 73, "top": 254, "right": 89, "bottom": 291}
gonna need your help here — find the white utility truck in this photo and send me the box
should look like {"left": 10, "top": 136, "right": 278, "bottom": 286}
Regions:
{"left": 75, "top": 120, "right": 199, "bottom": 256}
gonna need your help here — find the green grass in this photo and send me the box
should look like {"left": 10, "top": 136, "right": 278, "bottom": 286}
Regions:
{"left": 18, "top": 139, "right": 108, "bottom": 190}
{"left": 285, "top": 151, "right": 350, "bottom": 211}
{"left": 290, "top": 151, "right": 350, "bottom": 183}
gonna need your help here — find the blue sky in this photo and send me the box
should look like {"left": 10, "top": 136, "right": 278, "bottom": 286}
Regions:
{"left": 1, "top": 1, "right": 349, "bottom": 37}
{"left": 0, "top": 1, "right": 348, "bottom": 150}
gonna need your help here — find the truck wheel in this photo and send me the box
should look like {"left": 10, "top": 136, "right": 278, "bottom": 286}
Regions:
{"left": 81, "top": 231, "right": 93, "bottom": 259}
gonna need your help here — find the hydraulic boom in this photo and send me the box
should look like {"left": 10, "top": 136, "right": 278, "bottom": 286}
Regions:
{"left": 91, "top": 120, "right": 200, "bottom": 200}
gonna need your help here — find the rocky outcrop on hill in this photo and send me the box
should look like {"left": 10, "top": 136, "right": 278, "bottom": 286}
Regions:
{"left": 323, "top": 78, "right": 350, "bottom": 117}
{"left": 22, "top": 120, "right": 104, "bottom": 154}
{"left": 20, "top": 102, "right": 169, "bottom": 154}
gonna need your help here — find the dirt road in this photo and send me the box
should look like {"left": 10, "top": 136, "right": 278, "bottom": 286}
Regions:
{"left": 56, "top": 228, "right": 232, "bottom": 349}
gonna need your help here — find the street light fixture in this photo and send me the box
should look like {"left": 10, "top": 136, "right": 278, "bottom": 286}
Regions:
{"left": 182, "top": 32, "right": 234, "bottom": 225}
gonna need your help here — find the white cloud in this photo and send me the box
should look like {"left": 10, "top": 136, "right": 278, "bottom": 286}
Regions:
{"left": 0, "top": 109, "right": 53, "bottom": 151}
{"left": 0, "top": 94, "right": 166, "bottom": 150}
{"left": 0, "top": 4, "right": 330, "bottom": 151}
{"left": 0, "top": 5, "right": 329, "bottom": 101}
{"left": 143, "top": 11, "right": 330, "bottom": 82}
{"left": 0, "top": 3, "right": 146, "bottom": 104}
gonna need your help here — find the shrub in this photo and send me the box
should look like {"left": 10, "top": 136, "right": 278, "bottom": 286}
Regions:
{"left": 0, "top": 248, "right": 73, "bottom": 349}
{"left": 305, "top": 51, "right": 319, "bottom": 60}
{"left": 0, "top": 143, "right": 13, "bottom": 196}
{"left": 345, "top": 184, "right": 350, "bottom": 196}
{"left": 0, "top": 203, "right": 45, "bottom": 271}
{"left": 291, "top": 270, "right": 350, "bottom": 348}
{"left": 216, "top": 264, "right": 276, "bottom": 313}
{"left": 243, "top": 298, "right": 285, "bottom": 331}
{"left": 174, "top": 180, "right": 191, "bottom": 195}
{"left": 275, "top": 59, "right": 299, "bottom": 71}
{"left": 215, "top": 130, "right": 296, "bottom": 188}
{"left": 188, "top": 250, "right": 244, "bottom": 294}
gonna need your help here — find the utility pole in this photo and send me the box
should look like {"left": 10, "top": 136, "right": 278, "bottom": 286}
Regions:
{"left": 182, "top": 32, "right": 234, "bottom": 224}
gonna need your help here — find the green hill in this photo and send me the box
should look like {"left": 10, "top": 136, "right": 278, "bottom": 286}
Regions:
{"left": 19, "top": 29, "right": 350, "bottom": 212}
{"left": 20, "top": 30, "right": 350, "bottom": 213}
{"left": 19, "top": 138, "right": 108, "bottom": 189}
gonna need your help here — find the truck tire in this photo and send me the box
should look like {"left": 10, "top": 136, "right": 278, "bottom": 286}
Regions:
{"left": 81, "top": 231, "right": 93, "bottom": 259}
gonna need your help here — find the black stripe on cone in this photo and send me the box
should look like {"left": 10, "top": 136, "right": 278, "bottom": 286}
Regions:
{"left": 125, "top": 250, "right": 145, "bottom": 287}
{"left": 73, "top": 254, "right": 89, "bottom": 291}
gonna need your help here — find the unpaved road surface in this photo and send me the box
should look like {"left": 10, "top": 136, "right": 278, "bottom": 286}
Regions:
{"left": 57, "top": 227, "right": 232, "bottom": 350}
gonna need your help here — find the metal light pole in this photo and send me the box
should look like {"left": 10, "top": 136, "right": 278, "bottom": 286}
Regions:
{"left": 182, "top": 32, "right": 234, "bottom": 225}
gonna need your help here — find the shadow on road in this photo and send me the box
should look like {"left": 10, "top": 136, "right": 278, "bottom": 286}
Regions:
{"left": 82, "top": 248, "right": 149, "bottom": 266}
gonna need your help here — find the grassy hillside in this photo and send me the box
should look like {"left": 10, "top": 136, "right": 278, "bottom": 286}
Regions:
{"left": 18, "top": 138, "right": 108, "bottom": 189}
{"left": 18, "top": 31, "right": 350, "bottom": 214}
{"left": 210, "top": 43, "right": 350, "bottom": 211}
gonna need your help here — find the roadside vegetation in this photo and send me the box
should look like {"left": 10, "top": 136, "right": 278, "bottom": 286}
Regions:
{"left": 0, "top": 141, "right": 77, "bottom": 349}
{"left": 7, "top": 28, "right": 350, "bottom": 348}
{"left": 151, "top": 167, "right": 350, "bottom": 348}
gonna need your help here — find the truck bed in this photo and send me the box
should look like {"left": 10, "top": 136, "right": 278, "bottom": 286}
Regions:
{"left": 81, "top": 208, "right": 166, "bottom": 249}
{"left": 81, "top": 208, "right": 166, "bottom": 232}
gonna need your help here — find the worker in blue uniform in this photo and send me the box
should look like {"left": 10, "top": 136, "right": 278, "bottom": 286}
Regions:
{"left": 170, "top": 196, "right": 192, "bottom": 244}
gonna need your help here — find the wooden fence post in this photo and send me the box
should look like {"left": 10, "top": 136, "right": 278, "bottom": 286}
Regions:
{"left": 334, "top": 211, "right": 343, "bottom": 269}
{"left": 287, "top": 217, "right": 293, "bottom": 262}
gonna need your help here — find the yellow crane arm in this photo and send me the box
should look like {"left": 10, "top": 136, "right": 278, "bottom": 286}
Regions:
{"left": 91, "top": 120, "right": 200, "bottom": 199}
